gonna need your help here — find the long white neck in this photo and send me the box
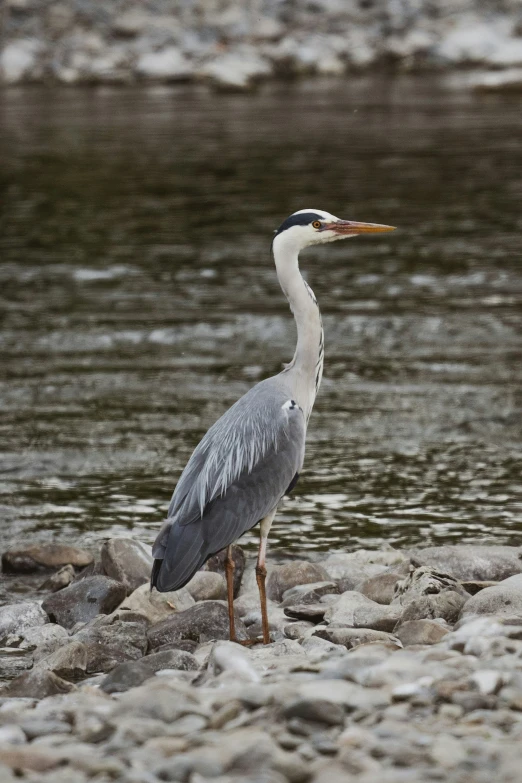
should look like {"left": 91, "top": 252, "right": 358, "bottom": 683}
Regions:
{"left": 272, "top": 234, "right": 324, "bottom": 420}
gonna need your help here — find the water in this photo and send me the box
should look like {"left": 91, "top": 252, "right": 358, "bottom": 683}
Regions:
{"left": 1, "top": 77, "right": 521, "bottom": 557}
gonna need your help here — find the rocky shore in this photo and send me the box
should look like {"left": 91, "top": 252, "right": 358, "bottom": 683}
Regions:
{"left": 2, "top": 0, "right": 522, "bottom": 90}
{"left": 1, "top": 539, "right": 522, "bottom": 781}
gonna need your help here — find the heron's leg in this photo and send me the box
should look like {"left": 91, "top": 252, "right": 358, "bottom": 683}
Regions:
{"left": 224, "top": 545, "right": 237, "bottom": 642}
{"left": 256, "top": 509, "right": 277, "bottom": 645}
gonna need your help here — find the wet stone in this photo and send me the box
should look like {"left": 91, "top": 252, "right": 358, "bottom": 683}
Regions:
{"left": 100, "top": 538, "right": 152, "bottom": 595}
{"left": 1, "top": 544, "right": 93, "bottom": 574}
{"left": 42, "top": 576, "right": 126, "bottom": 629}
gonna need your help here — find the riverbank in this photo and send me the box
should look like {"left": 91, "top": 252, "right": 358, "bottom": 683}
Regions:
{"left": 1, "top": 539, "right": 522, "bottom": 781}
{"left": 2, "top": 1, "right": 522, "bottom": 90}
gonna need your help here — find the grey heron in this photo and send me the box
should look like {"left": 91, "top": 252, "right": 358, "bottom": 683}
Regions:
{"left": 151, "top": 209, "right": 395, "bottom": 644}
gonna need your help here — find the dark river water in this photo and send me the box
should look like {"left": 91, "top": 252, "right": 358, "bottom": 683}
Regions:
{"left": 0, "top": 77, "right": 521, "bottom": 558}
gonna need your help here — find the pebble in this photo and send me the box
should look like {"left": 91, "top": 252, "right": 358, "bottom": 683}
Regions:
{"left": 1, "top": 540, "right": 522, "bottom": 781}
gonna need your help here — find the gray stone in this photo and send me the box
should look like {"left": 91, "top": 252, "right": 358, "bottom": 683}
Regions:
{"left": 324, "top": 592, "right": 402, "bottom": 632}
{"left": 319, "top": 550, "right": 406, "bottom": 582}
{"left": 313, "top": 626, "right": 401, "bottom": 649}
{"left": 0, "top": 39, "right": 43, "bottom": 84}
{"left": 0, "top": 602, "right": 48, "bottom": 641}
{"left": 459, "top": 574, "right": 522, "bottom": 620}
{"left": 20, "top": 719, "right": 72, "bottom": 740}
{"left": 393, "top": 565, "right": 468, "bottom": 605}
{"left": 2, "top": 544, "right": 92, "bottom": 573}
{"left": 206, "top": 544, "right": 246, "bottom": 598}
{"left": 207, "top": 640, "right": 260, "bottom": 683}
{"left": 101, "top": 649, "right": 198, "bottom": 693}
{"left": 281, "top": 582, "right": 339, "bottom": 607}
{"left": 185, "top": 571, "right": 227, "bottom": 602}
{"left": 284, "top": 604, "right": 327, "bottom": 622}
{"left": 395, "top": 619, "right": 449, "bottom": 646}
{"left": 408, "top": 545, "right": 522, "bottom": 582}
{"left": 398, "top": 591, "right": 467, "bottom": 624}
{"left": 119, "top": 582, "right": 194, "bottom": 623}
{"left": 356, "top": 572, "right": 402, "bottom": 605}
{"left": 42, "top": 576, "right": 126, "bottom": 629}
{"left": 38, "top": 564, "right": 75, "bottom": 592}
{"left": 100, "top": 538, "right": 152, "bottom": 595}
{"left": 37, "top": 640, "right": 87, "bottom": 679}
{"left": 267, "top": 561, "right": 331, "bottom": 602}
{"left": 283, "top": 698, "right": 345, "bottom": 726}
{"left": 0, "top": 668, "right": 76, "bottom": 699}
{"left": 148, "top": 601, "right": 248, "bottom": 648}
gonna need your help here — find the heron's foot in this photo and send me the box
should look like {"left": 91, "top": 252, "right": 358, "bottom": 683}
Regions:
{"left": 231, "top": 635, "right": 273, "bottom": 647}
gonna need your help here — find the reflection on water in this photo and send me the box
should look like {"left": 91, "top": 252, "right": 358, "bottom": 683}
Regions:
{"left": 0, "top": 77, "right": 521, "bottom": 555}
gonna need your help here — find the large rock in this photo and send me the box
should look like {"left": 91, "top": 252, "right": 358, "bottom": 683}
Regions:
{"left": 148, "top": 602, "right": 248, "bottom": 648}
{"left": 0, "top": 668, "right": 75, "bottom": 699}
{"left": 266, "top": 561, "right": 330, "bottom": 602}
{"left": 100, "top": 538, "right": 152, "bottom": 594}
{"left": 459, "top": 573, "right": 522, "bottom": 620}
{"left": 42, "top": 575, "right": 126, "bottom": 629}
{"left": 324, "top": 592, "right": 402, "bottom": 632}
{"left": 73, "top": 613, "right": 148, "bottom": 673}
{"left": 0, "top": 602, "right": 48, "bottom": 641}
{"left": 101, "top": 649, "right": 198, "bottom": 693}
{"left": 119, "top": 583, "right": 195, "bottom": 624}
{"left": 393, "top": 566, "right": 469, "bottom": 606}
{"left": 206, "top": 545, "right": 246, "bottom": 598}
{"left": 185, "top": 571, "right": 227, "bottom": 602}
{"left": 408, "top": 546, "right": 522, "bottom": 582}
{"left": 2, "top": 544, "right": 92, "bottom": 573}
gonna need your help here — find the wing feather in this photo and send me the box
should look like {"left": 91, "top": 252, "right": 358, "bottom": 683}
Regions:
{"left": 152, "top": 382, "right": 305, "bottom": 592}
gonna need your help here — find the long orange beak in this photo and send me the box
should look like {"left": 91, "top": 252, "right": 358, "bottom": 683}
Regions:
{"left": 324, "top": 220, "right": 396, "bottom": 235}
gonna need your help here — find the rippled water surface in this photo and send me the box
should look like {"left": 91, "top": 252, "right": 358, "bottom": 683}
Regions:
{"left": 1, "top": 77, "right": 521, "bottom": 556}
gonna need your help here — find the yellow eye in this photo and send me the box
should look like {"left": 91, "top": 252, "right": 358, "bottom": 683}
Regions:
{"left": 312, "top": 221, "right": 321, "bottom": 229}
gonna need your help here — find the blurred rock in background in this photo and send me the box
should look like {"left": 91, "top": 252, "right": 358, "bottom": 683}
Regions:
{"left": 2, "top": 0, "right": 522, "bottom": 89}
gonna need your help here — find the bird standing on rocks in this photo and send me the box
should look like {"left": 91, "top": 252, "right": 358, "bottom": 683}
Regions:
{"left": 151, "top": 209, "right": 395, "bottom": 644}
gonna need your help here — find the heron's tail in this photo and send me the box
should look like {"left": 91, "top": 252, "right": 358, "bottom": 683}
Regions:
{"left": 152, "top": 521, "right": 207, "bottom": 593}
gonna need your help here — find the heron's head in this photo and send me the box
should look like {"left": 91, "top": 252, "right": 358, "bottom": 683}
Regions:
{"left": 273, "top": 208, "right": 395, "bottom": 254}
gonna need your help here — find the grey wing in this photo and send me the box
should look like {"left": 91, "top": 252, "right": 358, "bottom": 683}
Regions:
{"left": 152, "top": 389, "right": 305, "bottom": 592}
